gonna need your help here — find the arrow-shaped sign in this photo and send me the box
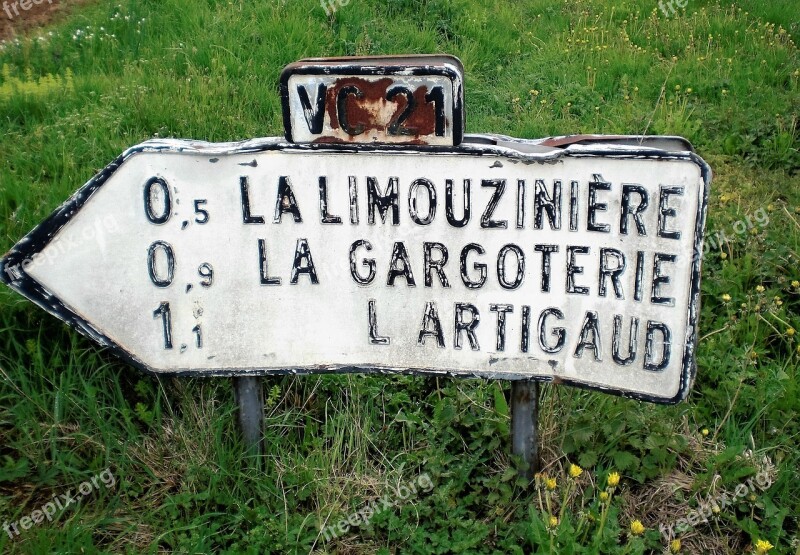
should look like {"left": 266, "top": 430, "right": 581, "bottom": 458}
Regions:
{"left": 0, "top": 135, "right": 709, "bottom": 403}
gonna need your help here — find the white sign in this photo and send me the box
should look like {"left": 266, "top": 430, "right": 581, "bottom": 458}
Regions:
{"left": 0, "top": 136, "right": 710, "bottom": 403}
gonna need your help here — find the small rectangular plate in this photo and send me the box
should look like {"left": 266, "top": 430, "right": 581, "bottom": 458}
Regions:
{"left": 280, "top": 55, "right": 465, "bottom": 146}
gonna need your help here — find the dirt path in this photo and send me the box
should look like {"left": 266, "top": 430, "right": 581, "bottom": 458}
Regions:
{"left": 1, "top": 0, "right": 95, "bottom": 41}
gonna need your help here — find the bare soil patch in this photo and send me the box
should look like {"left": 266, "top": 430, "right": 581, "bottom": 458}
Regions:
{"left": 1, "top": 0, "right": 95, "bottom": 41}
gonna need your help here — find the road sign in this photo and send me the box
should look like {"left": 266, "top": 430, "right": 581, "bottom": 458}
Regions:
{"left": 280, "top": 55, "right": 465, "bottom": 146}
{"left": 0, "top": 135, "right": 710, "bottom": 403}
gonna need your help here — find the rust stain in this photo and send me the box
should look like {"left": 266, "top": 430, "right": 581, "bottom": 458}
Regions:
{"left": 321, "top": 76, "right": 437, "bottom": 142}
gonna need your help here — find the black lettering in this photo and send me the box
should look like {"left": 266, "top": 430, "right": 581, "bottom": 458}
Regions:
{"left": 490, "top": 304, "right": 513, "bottom": 351}
{"left": 658, "top": 186, "right": 684, "bottom": 239}
{"left": 349, "top": 240, "right": 375, "bottom": 285}
{"left": 240, "top": 176, "right": 265, "bottom": 224}
{"left": 538, "top": 308, "right": 565, "bottom": 354}
{"left": 319, "top": 176, "right": 342, "bottom": 224}
{"left": 534, "top": 179, "right": 562, "bottom": 230}
{"left": 516, "top": 179, "right": 526, "bottom": 229}
{"left": 460, "top": 243, "right": 487, "bottom": 289}
{"left": 258, "top": 239, "right": 281, "bottom": 285}
{"left": 387, "top": 86, "right": 416, "bottom": 136}
{"left": 368, "top": 299, "right": 390, "bottom": 345}
{"left": 408, "top": 178, "right": 437, "bottom": 225}
{"left": 520, "top": 305, "right": 531, "bottom": 353}
{"left": 368, "top": 177, "right": 400, "bottom": 225}
{"left": 349, "top": 176, "right": 359, "bottom": 224}
{"left": 612, "top": 315, "right": 638, "bottom": 365}
{"left": 566, "top": 246, "right": 590, "bottom": 295}
{"left": 290, "top": 238, "right": 319, "bottom": 284}
{"left": 480, "top": 179, "right": 507, "bottom": 229}
{"left": 454, "top": 303, "right": 480, "bottom": 350}
{"left": 153, "top": 302, "right": 173, "bottom": 350}
{"left": 574, "top": 311, "right": 601, "bottom": 361}
{"left": 387, "top": 241, "right": 416, "bottom": 286}
{"left": 274, "top": 176, "right": 302, "bottom": 223}
{"left": 620, "top": 184, "right": 648, "bottom": 235}
{"left": 569, "top": 180, "right": 579, "bottom": 231}
{"left": 298, "top": 83, "right": 327, "bottom": 134}
{"left": 445, "top": 179, "right": 471, "bottom": 227}
{"left": 144, "top": 176, "right": 172, "bottom": 225}
{"left": 337, "top": 85, "right": 364, "bottom": 136}
{"left": 644, "top": 321, "right": 671, "bottom": 371}
{"left": 425, "top": 86, "right": 446, "bottom": 136}
{"left": 497, "top": 244, "right": 525, "bottom": 290}
{"left": 651, "top": 253, "right": 676, "bottom": 305}
{"left": 587, "top": 174, "right": 611, "bottom": 232}
{"left": 423, "top": 242, "right": 450, "bottom": 287}
{"left": 418, "top": 301, "right": 445, "bottom": 347}
{"left": 634, "top": 250, "right": 645, "bottom": 302}
{"left": 598, "top": 248, "right": 626, "bottom": 299}
{"left": 534, "top": 244, "right": 558, "bottom": 292}
{"left": 147, "top": 241, "right": 174, "bottom": 287}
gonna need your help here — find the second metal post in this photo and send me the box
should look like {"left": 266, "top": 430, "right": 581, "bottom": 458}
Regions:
{"left": 511, "top": 380, "right": 540, "bottom": 480}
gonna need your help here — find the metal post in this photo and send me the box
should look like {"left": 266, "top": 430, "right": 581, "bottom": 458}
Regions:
{"left": 233, "top": 376, "right": 264, "bottom": 456}
{"left": 511, "top": 380, "right": 540, "bottom": 480}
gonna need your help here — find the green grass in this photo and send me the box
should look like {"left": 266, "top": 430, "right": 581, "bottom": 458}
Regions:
{"left": 0, "top": 0, "right": 798, "bottom": 553}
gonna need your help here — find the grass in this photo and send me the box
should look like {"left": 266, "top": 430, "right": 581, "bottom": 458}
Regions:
{"left": 0, "top": 0, "right": 798, "bottom": 553}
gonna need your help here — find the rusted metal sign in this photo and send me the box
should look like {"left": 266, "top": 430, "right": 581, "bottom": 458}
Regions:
{"left": 0, "top": 136, "right": 710, "bottom": 403}
{"left": 280, "top": 55, "right": 465, "bottom": 146}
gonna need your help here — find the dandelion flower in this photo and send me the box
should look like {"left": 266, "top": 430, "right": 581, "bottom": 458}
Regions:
{"left": 545, "top": 477, "right": 557, "bottom": 490}
{"left": 787, "top": 327, "right": 795, "bottom": 336}
{"left": 549, "top": 515, "right": 559, "bottom": 527}
{"left": 702, "top": 428, "right": 709, "bottom": 436}
{"left": 755, "top": 539, "right": 774, "bottom": 554}
{"left": 630, "top": 519, "right": 645, "bottom": 535}
{"left": 608, "top": 472, "right": 620, "bottom": 487}
{"left": 792, "top": 280, "right": 799, "bottom": 288}
{"left": 568, "top": 464, "right": 583, "bottom": 479}
{"left": 670, "top": 539, "right": 682, "bottom": 552}
{"left": 722, "top": 294, "right": 732, "bottom": 302}
{"left": 756, "top": 285, "right": 765, "bottom": 293}
{"left": 599, "top": 491, "right": 609, "bottom": 501}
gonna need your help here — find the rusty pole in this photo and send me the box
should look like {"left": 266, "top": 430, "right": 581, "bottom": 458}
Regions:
{"left": 511, "top": 380, "right": 540, "bottom": 480}
{"left": 233, "top": 376, "right": 264, "bottom": 456}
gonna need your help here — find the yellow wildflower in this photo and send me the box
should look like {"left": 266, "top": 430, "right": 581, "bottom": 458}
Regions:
{"left": 787, "top": 327, "right": 796, "bottom": 336}
{"left": 608, "top": 472, "right": 620, "bottom": 487}
{"left": 568, "top": 464, "right": 583, "bottom": 479}
{"left": 791, "top": 280, "right": 799, "bottom": 288}
{"left": 599, "top": 491, "right": 609, "bottom": 501}
{"left": 545, "top": 477, "right": 557, "bottom": 491}
{"left": 755, "top": 539, "right": 774, "bottom": 554}
{"left": 670, "top": 539, "right": 682, "bottom": 553}
{"left": 756, "top": 285, "right": 766, "bottom": 293}
{"left": 549, "top": 515, "right": 559, "bottom": 527}
{"left": 702, "top": 428, "right": 709, "bottom": 436}
{"left": 630, "top": 519, "right": 645, "bottom": 535}
{"left": 720, "top": 252, "right": 728, "bottom": 260}
{"left": 722, "top": 294, "right": 732, "bottom": 302}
